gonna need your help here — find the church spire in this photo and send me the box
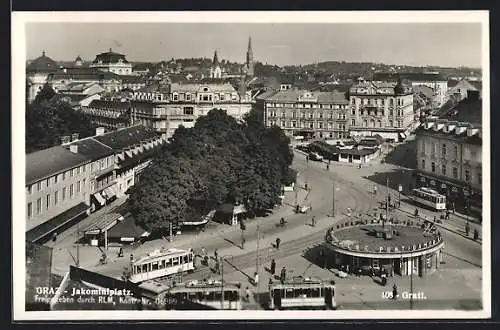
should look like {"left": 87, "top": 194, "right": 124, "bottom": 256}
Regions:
{"left": 246, "top": 36, "right": 254, "bottom": 77}
{"left": 213, "top": 50, "right": 219, "bottom": 65}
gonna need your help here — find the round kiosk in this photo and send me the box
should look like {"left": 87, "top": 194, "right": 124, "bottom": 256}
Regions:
{"left": 324, "top": 217, "right": 444, "bottom": 277}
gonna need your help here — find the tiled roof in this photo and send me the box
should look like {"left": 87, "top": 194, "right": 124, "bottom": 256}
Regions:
{"left": 439, "top": 97, "right": 482, "bottom": 125}
{"left": 86, "top": 100, "right": 131, "bottom": 111}
{"left": 93, "top": 125, "right": 161, "bottom": 151}
{"left": 49, "top": 68, "right": 121, "bottom": 81}
{"left": 26, "top": 146, "right": 90, "bottom": 185}
{"left": 263, "top": 89, "right": 348, "bottom": 104}
{"left": 92, "top": 50, "right": 129, "bottom": 64}
{"left": 170, "top": 82, "right": 236, "bottom": 93}
{"left": 121, "top": 75, "right": 147, "bottom": 84}
{"left": 373, "top": 72, "right": 446, "bottom": 82}
{"left": 255, "top": 89, "right": 279, "bottom": 100}
{"left": 415, "top": 124, "right": 481, "bottom": 145}
{"left": 26, "top": 52, "right": 59, "bottom": 73}
{"left": 107, "top": 213, "right": 148, "bottom": 239}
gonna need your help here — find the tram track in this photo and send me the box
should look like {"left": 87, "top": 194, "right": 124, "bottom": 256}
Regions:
{"left": 182, "top": 177, "right": 375, "bottom": 282}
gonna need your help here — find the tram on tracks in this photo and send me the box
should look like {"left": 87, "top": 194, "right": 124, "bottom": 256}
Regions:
{"left": 410, "top": 187, "right": 447, "bottom": 211}
{"left": 268, "top": 276, "right": 337, "bottom": 310}
{"left": 129, "top": 248, "right": 195, "bottom": 283}
{"left": 166, "top": 279, "right": 242, "bottom": 310}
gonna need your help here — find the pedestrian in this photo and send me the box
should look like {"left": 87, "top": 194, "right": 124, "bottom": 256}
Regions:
{"left": 118, "top": 247, "right": 124, "bottom": 257}
{"left": 270, "top": 259, "right": 276, "bottom": 275}
{"left": 465, "top": 222, "right": 470, "bottom": 236}
{"left": 392, "top": 283, "right": 398, "bottom": 300}
{"left": 245, "top": 287, "right": 251, "bottom": 302}
{"left": 374, "top": 186, "right": 377, "bottom": 195}
{"left": 452, "top": 202, "right": 456, "bottom": 214}
{"left": 214, "top": 248, "right": 218, "bottom": 261}
{"left": 305, "top": 182, "right": 308, "bottom": 191}
{"left": 275, "top": 237, "right": 281, "bottom": 249}
{"left": 201, "top": 247, "right": 206, "bottom": 256}
{"left": 280, "top": 267, "right": 286, "bottom": 283}
{"left": 445, "top": 209, "right": 450, "bottom": 220}
{"left": 312, "top": 216, "right": 316, "bottom": 227}
{"left": 473, "top": 228, "right": 479, "bottom": 240}
{"left": 52, "top": 232, "right": 57, "bottom": 242}
{"left": 433, "top": 216, "right": 437, "bottom": 223}
{"left": 326, "top": 163, "right": 330, "bottom": 171}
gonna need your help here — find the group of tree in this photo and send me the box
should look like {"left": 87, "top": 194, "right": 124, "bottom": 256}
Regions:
{"left": 128, "top": 109, "right": 295, "bottom": 236}
{"left": 25, "top": 84, "right": 97, "bottom": 153}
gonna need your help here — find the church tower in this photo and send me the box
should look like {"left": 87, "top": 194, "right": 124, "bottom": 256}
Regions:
{"left": 246, "top": 36, "right": 254, "bottom": 77}
{"left": 210, "top": 50, "right": 222, "bottom": 79}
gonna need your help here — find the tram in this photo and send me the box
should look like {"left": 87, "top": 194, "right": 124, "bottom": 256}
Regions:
{"left": 166, "top": 279, "right": 242, "bottom": 310}
{"left": 129, "top": 248, "right": 195, "bottom": 283}
{"left": 410, "top": 187, "right": 447, "bottom": 210}
{"left": 268, "top": 276, "right": 337, "bottom": 310}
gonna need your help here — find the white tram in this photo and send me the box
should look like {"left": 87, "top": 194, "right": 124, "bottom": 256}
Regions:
{"left": 129, "top": 248, "right": 194, "bottom": 283}
{"left": 410, "top": 187, "right": 447, "bottom": 210}
{"left": 268, "top": 277, "right": 337, "bottom": 310}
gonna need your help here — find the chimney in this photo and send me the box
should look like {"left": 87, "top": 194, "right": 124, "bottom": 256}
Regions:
{"left": 69, "top": 144, "right": 78, "bottom": 154}
{"left": 96, "top": 127, "right": 105, "bottom": 136}
{"left": 71, "top": 133, "right": 79, "bottom": 142}
{"left": 61, "top": 136, "right": 71, "bottom": 145}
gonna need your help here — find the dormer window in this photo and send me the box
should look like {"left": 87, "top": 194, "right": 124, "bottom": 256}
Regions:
{"left": 173, "top": 93, "right": 179, "bottom": 101}
{"left": 203, "top": 87, "right": 209, "bottom": 92}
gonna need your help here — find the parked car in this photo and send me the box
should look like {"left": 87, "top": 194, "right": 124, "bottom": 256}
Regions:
{"left": 308, "top": 152, "right": 323, "bottom": 161}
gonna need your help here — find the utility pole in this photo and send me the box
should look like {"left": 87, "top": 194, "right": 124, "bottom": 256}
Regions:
{"left": 256, "top": 220, "right": 260, "bottom": 285}
{"left": 385, "top": 176, "right": 389, "bottom": 228}
{"left": 410, "top": 252, "right": 414, "bottom": 310}
{"left": 76, "top": 221, "right": 80, "bottom": 267}
{"left": 221, "top": 256, "right": 224, "bottom": 310}
{"left": 331, "top": 181, "right": 335, "bottom": 217}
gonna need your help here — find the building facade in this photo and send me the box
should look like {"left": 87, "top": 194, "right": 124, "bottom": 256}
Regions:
{"left": 26, "top": 51, "right": 60, "bottom": 103}
{"left": 348, "top": 80, "right": 414, "bottom": 142}
{"left": 80, "top": 100, "right": 132, "bottom": 130}
{"left": 373, "top": 72, "right": 448, "bottom": 108}
{"left": 25, "top": 125, "right": 167, "bottom": 244}
{"left": 90, "top": 49, "right": 132, "bottom": 75}
{"left": 263, "top": 89, "right": 351, "bottom": 139}
{"left": 415, "top": 119, "right": 482, "bottom": 214}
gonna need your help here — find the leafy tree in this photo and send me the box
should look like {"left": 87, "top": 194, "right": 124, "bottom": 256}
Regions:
{"left": 33, "top": 83, "right": 56, "bottom": 104}
{"left": 25, "top": 97, "right": 97, "bottom": 153}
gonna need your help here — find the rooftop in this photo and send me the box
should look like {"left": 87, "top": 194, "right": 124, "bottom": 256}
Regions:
{"left": 327, "top": 222, "right": 442, "bottom": 255}
{"left": 170, "top": 82, "right": 236, "bottom": 93}
{"left": 49, "top": 68, "right": 121, "bottom": 81}
{"left": 264, "top": 89, "right": 348, "bottom": 104}
{"left": 93, "top": 125, "right": 161, "bottom": 151}
{"left": 26, "top": 52, "right": 59, "bottom": 73}
{"left": 439, "top": 94, "right": 482, "bottom": 125}
{"left": 373, "top": 72, "right": 446, "bottom": 82}
{"left": 26, "top": 146, "right": 91, "bottom": 185}
{"left": 92, "top": 49, "right": 129, "bottom": 64}
{"left": 86, "top": 100, "right": 132, "bottom": 112}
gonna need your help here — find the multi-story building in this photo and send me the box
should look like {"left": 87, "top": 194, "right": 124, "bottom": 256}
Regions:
{"left": 414, "top": 91, "right": 482, "bottom": 215}
{"left": 373, "top": 72, "right": 448, "bottom": 108}
{"left": 348, "top": 80, "right": 414, "bottom": 142}
{"left": 25, "top": 125, "right": 167, "bottom": 244}
{"left": 80, "top": 100, "right": 132, "bottom": 130}
{"left": 90, "top": 48, "right": 132, "bottom": 75}
{"left": 263, "top": 88, "right": 350, "bottom": 139}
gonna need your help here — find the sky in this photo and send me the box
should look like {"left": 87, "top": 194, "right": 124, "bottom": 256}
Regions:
{"left": 25, "top": 23, "right": 482, "bottom": 68}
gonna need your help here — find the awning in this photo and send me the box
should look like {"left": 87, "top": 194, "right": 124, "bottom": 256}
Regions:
{"left": 83, "top": 213, "right": 124, "bottom": 235}
{"left": 94, "top": 192, "right": 106, "bottom": 206}
{"left": 26, "top": 202, "right": 90, "bottom": 243}
{"left": 103, "top": 186, "right": 116, "bottom": 199}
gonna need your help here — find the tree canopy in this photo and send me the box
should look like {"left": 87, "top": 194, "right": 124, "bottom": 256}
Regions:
{"left": 25, "top": 84, "right": 97, "bottom": 153}
{"left": 128, "top": 108, "right": 294, "bottom": 234}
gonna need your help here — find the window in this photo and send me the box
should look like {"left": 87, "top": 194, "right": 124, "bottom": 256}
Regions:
{"left": 454, "top": 145, "right": 458, "bottom": 158}
{"left": 46, "top": 194, "right": 50, "bottom": 209}
{"left": 76, "top": 167, "right": 80, "bottom": 175}
{"left": 378, "top": 120, "right": 382, "bottom": 127}
{"left": 83, "top": 178, "right": 86, "bottom": 189}
{"left": 69, "top": 169, "right": 73, "bottom": 177}
{"left": 62, "top": 172, "right": 66, "bottom": 180}
{"left": 292, "top": 121, "right": 297, "bottom": 128}
{"left": 389, "top": 109, "right": 394, "bottom": 116}
{"left": 389, "top": 120, "right": 393, "bottom": 127}
{"left": 54, "top": 175, "right": 58, "bottom": 184}
{"left": 27, "top": 203, "right": 32, "bottom": 218}
{"left": 183, "top": 107, "right": 194, "bottom": 115}
{"left": 421, "top": 159, "right": 425, "bottom": 170}
{"left": 54, "top": 191, "right": 58, "bottom": 205}
{"left": 442, "top": 144, "right": 447, "bottom": 156}
{"left": 70, "top": 184, "right": 74, "bottom": 198}
{"left": 352, "top": 109, "right": 356, "bottom": 116}
{"left": 452, "top": 167, "right": 458, "bottom": 179}
{"left": 281, "top": 111, "right": 286, "bottom": 118}
{"left": 441, "top": 165, "right": 446, "bottom": 176}
{"left": 465, "top": 169, "right": 471, "bottom": 182}
{"left": 173, "top": 93, "right": 179, "bottom": 101}
{"left": 77, "top": 181, "right": 81, "bottom": 193}
{"left": 27, "top": 185, "right": 32, "bottom": 194}
{"left": 351, "top": 119, "right": 356, "bottom": 126}
{"left": 390, "top": 98, "right": 394, "bottom": 106}
{"left": 431, "top": 162, "right": 436, "bottom": 173}
{"left": 62, "top": 187, "right": 66, "bottom": 200}
{"left": 36, "top": 198, "right": 42, "bottom": 214}
{"left": 37, "top": 182, "right": 41, "bottom": 191}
